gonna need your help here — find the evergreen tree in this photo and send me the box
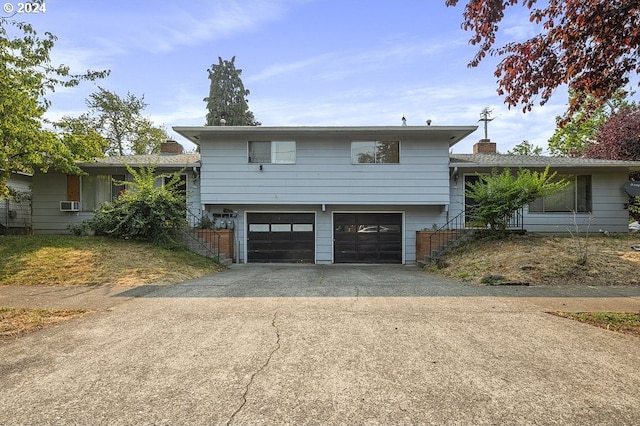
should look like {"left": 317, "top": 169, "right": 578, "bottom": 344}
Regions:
{"left": 507, "top": 140, "right": 543, "bottom": 156}
{"left": 204, "top": 56, "right": 260, "bottom": 126}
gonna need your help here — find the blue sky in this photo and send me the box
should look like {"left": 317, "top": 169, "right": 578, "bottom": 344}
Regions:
{"left": 17, "top": 0, "right": 572, "bottom": 153}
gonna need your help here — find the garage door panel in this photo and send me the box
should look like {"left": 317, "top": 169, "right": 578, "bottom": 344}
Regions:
{"left": 334, "top": 213, "right": 402, "bottom": 264}
{"left": 247, "top": 213, "right": 315, "bottom": 263}
{"left": 379, "top": 234, "right": 401, "bottom": 243}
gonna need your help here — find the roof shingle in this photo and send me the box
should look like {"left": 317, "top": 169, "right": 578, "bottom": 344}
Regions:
{"left": 450, "top": 153, "right": 640, "bottom": 169}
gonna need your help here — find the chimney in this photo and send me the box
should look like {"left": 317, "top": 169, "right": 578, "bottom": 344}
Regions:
{"left": 160, "top": 140, "right": 184, "bottom": 155}
{"left": 473, "top": 138, "right": 497, "bottom": 154}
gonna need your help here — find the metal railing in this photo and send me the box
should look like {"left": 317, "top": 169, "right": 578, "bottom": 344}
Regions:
{"left": 428, "top": 207, "right": 524, "bottom": 263}
{"left": 179, "top": 208, "right": 221, "bottom": 263}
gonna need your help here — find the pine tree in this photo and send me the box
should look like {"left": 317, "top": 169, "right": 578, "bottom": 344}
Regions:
{"left": 204, "top": 56, "right": 260, "bottom": 126}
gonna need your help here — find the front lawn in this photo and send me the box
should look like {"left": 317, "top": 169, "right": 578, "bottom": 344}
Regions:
{"left": 0, "top": 235, "right": 224, "bottom": 286}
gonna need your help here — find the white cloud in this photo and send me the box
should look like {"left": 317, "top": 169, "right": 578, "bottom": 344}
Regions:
{"left": 107, "top": 1, "right": 292, "bottom": 55}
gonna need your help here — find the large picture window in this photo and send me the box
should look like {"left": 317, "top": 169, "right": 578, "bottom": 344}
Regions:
{"left": 351, "top": 140, "right": 400, "bottom": 164}
{"left": 529, "top": 175, "right": 592, "bottom": 213}
{"left": 248, "top": 141, "right": 296, "bottom": 164}
{"left": 81, "top": 174, "right": 125, "bottom": 211}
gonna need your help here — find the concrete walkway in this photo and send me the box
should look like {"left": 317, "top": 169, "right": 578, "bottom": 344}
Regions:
{"left": 1, "top": 265, "right": 640, "bottom": 425}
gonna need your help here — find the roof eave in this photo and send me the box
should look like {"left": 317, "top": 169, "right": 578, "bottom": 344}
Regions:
{"left": 172, "top": 125, "right": 479, "bottom": 147}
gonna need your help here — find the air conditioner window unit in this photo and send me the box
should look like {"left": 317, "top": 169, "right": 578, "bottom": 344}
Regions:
{"left": 60, "top": 201, "right": 80, "bottom": 211}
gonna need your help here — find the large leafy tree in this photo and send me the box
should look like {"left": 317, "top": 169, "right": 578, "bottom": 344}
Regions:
{"left": 0, "top": 18, "right": 108, "bottom": 197}
{"left": 583, "top": 105, "right": 640, "bottom": 160}
{"left": 204, "top": 56, "right": 260, "bottom": 126}
{"left": 582, "top": 104, "right": 640, "bottom": 220}
{"left": 78, "top": 87, "right": 168, "bottom": 156}
{"left": 445, "top": 0, "right": 640, "bottom": 122}
{"left": 547, "top": 91, "right": 632, "bottom": 157}
{"left": 53, "top": 115, "right": 108, "bottom": 158}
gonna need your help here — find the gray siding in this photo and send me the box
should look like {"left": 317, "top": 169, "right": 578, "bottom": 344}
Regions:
{"left": 32, "top": 170, "right": 200, "bottom": 234}
{"left": 449, "top": 169, "right": 632, "bottom": 233}
{"left": 213, "top": 204, "right": 446, "bottom": 264}
{"left": 199, "top": 136, "right": 450, "bottom": 206}
{"left": 32, "top": 172, "right": 91, "bottom": 234}
{"left": 524, "top": 171, "right": 629, "bottom": 233}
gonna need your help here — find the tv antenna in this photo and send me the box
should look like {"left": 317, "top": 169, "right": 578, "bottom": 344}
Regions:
{"left": 479, "top": 107, "right": 494, "bottom": 139}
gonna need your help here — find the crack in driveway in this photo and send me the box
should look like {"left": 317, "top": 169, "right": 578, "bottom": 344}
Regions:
{"left": 226, "top": 311, "right": 281, "bottom": 426}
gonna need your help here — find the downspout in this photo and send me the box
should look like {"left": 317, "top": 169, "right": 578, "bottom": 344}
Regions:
{"left": 449, "top": 166, "right": 459, "bottom": 224}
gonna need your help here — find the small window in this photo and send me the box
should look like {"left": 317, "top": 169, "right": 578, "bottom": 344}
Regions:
{"left": 248, "top": 141, "right": 296, "bottom": 164}
{"left": 529, "top": 175, "right": 592, "bottom": 213}
{"left": 351, "top": 140, "right": 399, "bottom": 164}
{"left": 249, "top": 224, "right": 270, "bottom": 232}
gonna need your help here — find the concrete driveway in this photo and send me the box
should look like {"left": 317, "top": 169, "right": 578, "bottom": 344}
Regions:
{"left": 1, "top": 264, "right": 640, "bottom": 425}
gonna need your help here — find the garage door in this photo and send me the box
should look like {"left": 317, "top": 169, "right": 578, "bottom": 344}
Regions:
{"left": 334, "top": 213, "right": 402, "bottom": 263}
{"left": 247, "top": 213, "right": 315, "bottom": 263}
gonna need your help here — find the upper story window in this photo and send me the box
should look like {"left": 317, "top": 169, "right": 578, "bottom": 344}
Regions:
{"left": 529, "top": 175, "right": 592, "bottom": 213}
{"left": 351, "top": 140, "right": 400, "bottom": 164}
{"left": 248, "top": 141, "right": 296, "bottom": 164}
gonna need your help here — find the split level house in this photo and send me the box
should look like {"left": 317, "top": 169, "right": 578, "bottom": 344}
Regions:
{"left": 30, "top": 125, "right": 640, "bottom": 265}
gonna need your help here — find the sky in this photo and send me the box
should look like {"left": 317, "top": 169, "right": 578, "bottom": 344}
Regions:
{"left": 9, "top": 0, "right": 576, "bottom": 153}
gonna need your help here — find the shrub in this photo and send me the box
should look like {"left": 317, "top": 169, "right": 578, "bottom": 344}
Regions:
{"left": 90, "top": 163, "right": 187, "bottom": 245}
{"left": 466, "top": 167, "right": 568, "bottom": 232}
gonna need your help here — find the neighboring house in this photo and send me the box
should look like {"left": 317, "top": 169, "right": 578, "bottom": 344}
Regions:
{"left": 1, "top": 172, "right": 32, "bottom": 234}
{"left": 171, "top": 125, "right": 640, "bottom": 265}
{"left": 450, "top": 146, "right": 640, "bottom": 234}
{"left": 31, "top": 141, "right": 200, "bottom": 234}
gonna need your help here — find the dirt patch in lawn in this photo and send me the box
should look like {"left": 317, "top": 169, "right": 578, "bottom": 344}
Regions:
{"left": 432, "top": 233, "right": 640, "bottom": 286}
{"left": 0, "top": 306, "right": 90, "bottom": 341}
{"left": 0, "top": 235, "right": 224, "bottom": 287}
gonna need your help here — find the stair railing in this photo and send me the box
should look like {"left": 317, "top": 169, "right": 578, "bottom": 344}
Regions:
{"left": 428, "top": 209, "right": 468, "bottom": 263}
{"left": 179, "top": 208, "right": 221, "bottom": 263}
{"left": 428, "top": 206, "right": 524, "bottom": 263}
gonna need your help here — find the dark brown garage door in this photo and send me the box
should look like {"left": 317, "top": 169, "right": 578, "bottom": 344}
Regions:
{"left": 334, "top": 213, "right": 402, "bottom": 263}
{"left": 247, "top": 213, "right": 315, "bottom": 263}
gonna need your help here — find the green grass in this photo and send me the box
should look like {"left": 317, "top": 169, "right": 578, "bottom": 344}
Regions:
{"left": 552, "top": 312, "right": 640, "bottom": 337}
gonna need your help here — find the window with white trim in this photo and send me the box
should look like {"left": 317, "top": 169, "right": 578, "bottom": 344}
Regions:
{"left": 529, "top": 175, "right": 592, "bottom": 213}
{"left": 248, "top": 141, "right": 296, "bottom": 164}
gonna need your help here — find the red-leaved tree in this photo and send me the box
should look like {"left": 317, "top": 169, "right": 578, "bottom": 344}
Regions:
{"left": 583, "top": 105, "right": 640, "bottom": 160}
{"left": 583, "top": 105, "right": 640, "bottom": 220}
{"left": 446, "top": 0, "right": 640, "bottom": 122}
